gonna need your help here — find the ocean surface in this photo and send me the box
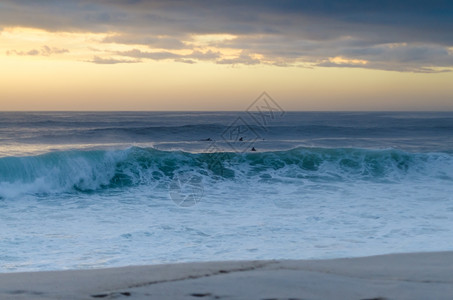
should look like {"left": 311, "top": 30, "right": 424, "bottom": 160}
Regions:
{"left": 1, "top": 111, "right": 453, "bottom": 272}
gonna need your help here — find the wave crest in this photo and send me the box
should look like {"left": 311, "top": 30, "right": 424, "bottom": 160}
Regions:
{"left": 0, "top": 147, "right": 451, "bottom": 198}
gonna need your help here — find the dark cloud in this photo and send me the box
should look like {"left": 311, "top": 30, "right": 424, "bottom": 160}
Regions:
{"left": 115, "top": 49, "right": 221, "bottom": 63}
{"left": 7, "top": 45, "right": 69, "bottom": 56}
{"left": 103, "top": 34, "right": 187, "bottom": 49}
{"left": 1, "top": 0, "right": 452, "bottom": 71}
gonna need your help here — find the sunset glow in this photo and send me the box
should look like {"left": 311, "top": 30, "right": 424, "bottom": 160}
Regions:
{"left": 0, "top": 1, "right": 452, "bottom": 110}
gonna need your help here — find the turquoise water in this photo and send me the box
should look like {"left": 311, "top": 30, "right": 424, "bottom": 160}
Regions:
{"left": 0, "top": 112, "right": 452, "bottom": 272}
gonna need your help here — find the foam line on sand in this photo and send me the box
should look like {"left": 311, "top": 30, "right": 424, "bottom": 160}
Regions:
{"left": 1, "top": 251, "right": 453, "bottom": 300}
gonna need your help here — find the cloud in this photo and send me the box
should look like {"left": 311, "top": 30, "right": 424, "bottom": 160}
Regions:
{"left": 314, "top": 43, "right": 453, "bottom": 72}
{"left": 7, "top": 45, "right": 69, "bottom": 56}
{"left": 41, "top": 45, "right": 69, "bottom": 55}
{"left": 103, "top": 34, "right": 187, "bottom": 49}
{"left": 188, "top": 50, "right": 221, "bottom": 61}
{"left": 1, "top": 0, "right": 452, "bottom": 71}
{"left": 174, "top": 58, "right": 196, "bottom": 64}
{"left": 89, "top": 55, "right": 141, "bottom": 64}
{"left": 115, "top": 49, "right": 180, "bottom": 60}
{"left": 114, "top": 49, "right": 221, "bottom": 63}
{"left": 217, "top": 52, "right": 261, "bottom": 65}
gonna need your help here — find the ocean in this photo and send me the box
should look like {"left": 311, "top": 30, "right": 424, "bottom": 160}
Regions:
{"left": 1, "top": 111, "right": 453, "bottom": 272}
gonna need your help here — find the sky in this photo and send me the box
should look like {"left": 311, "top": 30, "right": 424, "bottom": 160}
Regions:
{"left": 0, "top": 0, "right": 452, "bottom": 111}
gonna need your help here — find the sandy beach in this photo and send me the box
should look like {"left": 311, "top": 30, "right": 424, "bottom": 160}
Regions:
{"left": 1, "top": 251, "right": 452, "bottom": 300}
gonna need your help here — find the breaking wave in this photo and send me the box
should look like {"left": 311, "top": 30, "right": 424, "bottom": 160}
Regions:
{"left": 0, "top": 147, "right": 452, "bottom": 198}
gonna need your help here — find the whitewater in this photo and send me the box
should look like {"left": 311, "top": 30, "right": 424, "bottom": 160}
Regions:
{"left": 0, "top": 112, "right": 452, "bottom": 272}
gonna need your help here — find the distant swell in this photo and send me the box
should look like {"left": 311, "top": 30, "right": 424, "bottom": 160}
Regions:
{"left": 0, "top": 147, "right": 452, "bottom": 198}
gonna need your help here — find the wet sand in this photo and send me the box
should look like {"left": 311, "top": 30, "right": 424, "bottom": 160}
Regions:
{"left": 1, "top": 251, "right": 452, "bottom": 299}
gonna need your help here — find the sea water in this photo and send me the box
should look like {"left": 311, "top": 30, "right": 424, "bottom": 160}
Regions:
{"left": 0, "top": 111, "right": 452, "bottom": 272}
